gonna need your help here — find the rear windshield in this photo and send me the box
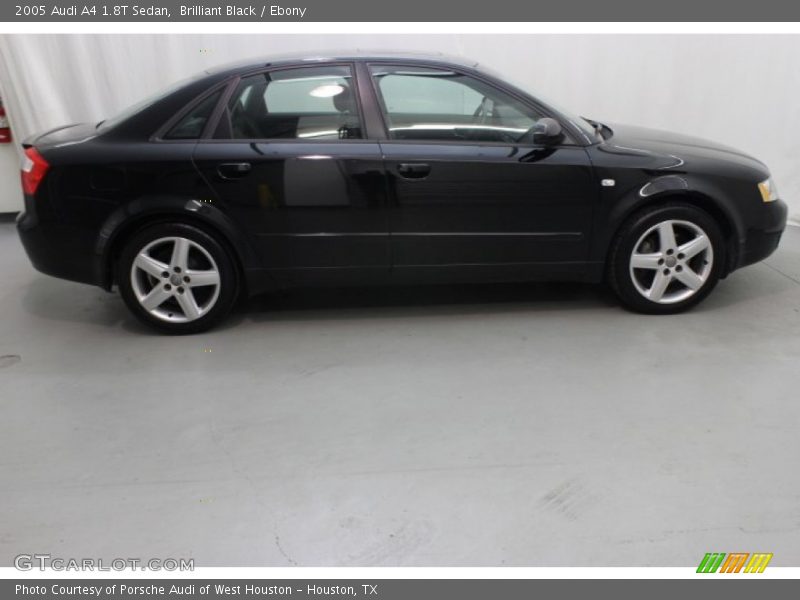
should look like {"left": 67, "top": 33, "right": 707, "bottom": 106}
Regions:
{"left": 98, "top": 72, "right": 206, "bottom": 132}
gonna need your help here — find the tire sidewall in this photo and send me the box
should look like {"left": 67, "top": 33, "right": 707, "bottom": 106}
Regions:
{"left": 118, "top": 223, "right": 238, "bottom": 334}
{"left": 611, "top": 204, "right": 725, "bottom": 314}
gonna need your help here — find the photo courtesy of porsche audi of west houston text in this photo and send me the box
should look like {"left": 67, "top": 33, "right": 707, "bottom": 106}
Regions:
{"left": 15, "top": 583, "right": 371, "bottom": 597}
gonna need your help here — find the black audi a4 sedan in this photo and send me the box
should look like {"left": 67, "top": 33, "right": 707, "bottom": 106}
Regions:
{"left": 18, "top": 53, "right": 787, "bottom": 333}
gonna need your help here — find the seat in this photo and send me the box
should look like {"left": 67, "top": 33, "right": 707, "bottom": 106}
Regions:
{"left": 332, "top": 85, "right": 361, "bottom": 139}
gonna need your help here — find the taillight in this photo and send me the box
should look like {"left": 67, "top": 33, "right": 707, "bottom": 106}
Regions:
{"left": 21, "top": 147, "right": 49, "bottom": 195}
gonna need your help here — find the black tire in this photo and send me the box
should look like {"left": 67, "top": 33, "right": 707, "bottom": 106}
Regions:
{"left": 608, "top": 202, "right": 725, "bottom": 314}
{"left": 117, "top": 222, "right": 239, "bottom": 334}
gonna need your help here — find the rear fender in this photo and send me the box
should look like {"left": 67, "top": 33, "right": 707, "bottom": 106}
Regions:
{"left": 95, "top": 195, "right": 265, "bottom": 292}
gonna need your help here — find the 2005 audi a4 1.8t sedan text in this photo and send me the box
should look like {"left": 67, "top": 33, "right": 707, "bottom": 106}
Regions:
{"left": 17, "top": 54, "right": 788, "bottom": 333}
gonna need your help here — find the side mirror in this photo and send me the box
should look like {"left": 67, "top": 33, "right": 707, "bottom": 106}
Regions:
{"left": 532, "top": 118, "right": 563, "bottom": 144}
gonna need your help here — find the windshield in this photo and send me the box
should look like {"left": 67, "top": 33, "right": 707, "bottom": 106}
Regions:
{"left": 98, "top": 72, "right": 206, "bottom": 131}
{"left": 475, "top": 64, "right": 598, "bottom": 142}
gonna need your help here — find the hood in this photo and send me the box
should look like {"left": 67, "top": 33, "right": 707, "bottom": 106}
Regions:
{"left": 599, "top": 122, "right": 768, "bottom": 175}
{"left": 23, "top": 122, "right": 99, "bottom": 150}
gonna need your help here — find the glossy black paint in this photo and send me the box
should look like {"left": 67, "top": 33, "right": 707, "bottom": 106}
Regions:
{"left": 193, "top": 140, "right": 389, "bottom": 285}
{"left": 381, "top": 142, "right": 595, "bottom": 282}
{"left": 17, "top": 53, "right": 788, "bottom": 297}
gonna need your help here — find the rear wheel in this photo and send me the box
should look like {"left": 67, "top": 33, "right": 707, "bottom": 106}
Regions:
{"left": 118, "top": 223, "right": 238, "bottom": 333}
{"left": 609, "top": 203, "right": 724, "bottom": 314}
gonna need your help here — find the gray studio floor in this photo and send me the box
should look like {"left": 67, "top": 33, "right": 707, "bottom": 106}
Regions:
{"left": 1, "top": 215, "right": 799, "bottom": 567}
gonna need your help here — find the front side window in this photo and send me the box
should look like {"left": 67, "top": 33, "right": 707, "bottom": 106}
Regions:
{"left": 223, "top": 65, "right": 363, "bottom": 140}
{"left": 370, "top": 65, "right": 544, "bottom": 143}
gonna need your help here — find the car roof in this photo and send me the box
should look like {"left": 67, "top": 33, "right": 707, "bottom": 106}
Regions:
{"left": 205, "top": 51, "right": 481, "bottom": 76}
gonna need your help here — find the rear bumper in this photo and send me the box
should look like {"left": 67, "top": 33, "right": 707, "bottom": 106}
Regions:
{"left": 736, "top": 198, "right": 788, "bottom": 269}
{"left": 17, "top": 209, "right": 104, "bottom": 287}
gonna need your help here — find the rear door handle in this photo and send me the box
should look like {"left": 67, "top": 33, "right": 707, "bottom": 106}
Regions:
{"left": 217, "top": 162, "right": 252, "bottom": 179}
{"left": 397, "top": 163, "right": 431, "bottom": 179}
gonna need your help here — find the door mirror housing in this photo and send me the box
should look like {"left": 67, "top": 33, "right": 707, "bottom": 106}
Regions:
{"left": 532, "top": 118, "right": 563, "bottom": 144}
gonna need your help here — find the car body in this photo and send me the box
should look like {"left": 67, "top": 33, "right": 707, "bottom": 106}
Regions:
{"left": 17, "top": 53, "right": 788, "bottom": 332}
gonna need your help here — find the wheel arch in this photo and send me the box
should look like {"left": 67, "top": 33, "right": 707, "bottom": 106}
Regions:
{"left": 601, "top": 186, "right": 743, "bottom": 278}
{"left": 95, "top": 196, "right": 261, "bottom": 294}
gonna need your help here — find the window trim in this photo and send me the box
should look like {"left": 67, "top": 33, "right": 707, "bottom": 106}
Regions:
{"left": 365, "top": 61, "right": 584, "bottom": 148}
{"left": 151, "top": 59, "right": 591, "bottom": 147}
{"left": 201, "top": 62, "right": 369, "bottom": 144}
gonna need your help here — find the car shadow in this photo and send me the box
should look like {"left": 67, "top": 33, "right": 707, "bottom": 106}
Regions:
{"left": 21, "top": 277, "right": 128, "bottom": 328}
{"left": 19, "top": 263, "right": 797, "bottom": 335}
{"left": 221, "top": 280, "right": 618, "bottom": 329}
{"left": 18, "top": 276, "right": 614, "bottom": 335}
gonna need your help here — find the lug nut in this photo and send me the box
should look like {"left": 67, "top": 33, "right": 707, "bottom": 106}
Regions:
{"left": 183, "top": 276, "right": 191, "bottom": 283}
{"left": 161, "top": 271, "right": 169, "bottom": 278}
{"left": 666, "top": 249, "right": 674, "bottom": 255}
{"left": 657, "top": 258, "right": 665, "bottom": 265}
{"left": 677, "top": 253, "right": 685, "bottom": 260}
{"left": 177, "top": 287, "right": 184, "bottom": 294}
{"left": 676, "top": 265, "right": 683, "bottom": 272}
{"left": 174, "top": 266, "right": 181, "bottom": 273}
{"left": 663, "top": 269, "right": 670, "bottom": 275}
{"left": 164, "top": 284, "right": 172, "bottom": 290}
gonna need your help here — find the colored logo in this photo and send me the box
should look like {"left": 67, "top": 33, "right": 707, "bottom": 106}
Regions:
{"left": 697, "top": 552, "right": 773, "bottom": 573}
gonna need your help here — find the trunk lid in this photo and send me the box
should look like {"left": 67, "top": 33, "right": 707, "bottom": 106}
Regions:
{"left": 22, "top": 122, "right": 98, "bottom": 150}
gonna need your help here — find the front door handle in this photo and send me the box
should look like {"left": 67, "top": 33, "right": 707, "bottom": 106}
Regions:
{"left": 217, "top": 162, "right": 252, "bottom": 179}
{"left": 397, "top": 163, "right": 431, "bottom": 179}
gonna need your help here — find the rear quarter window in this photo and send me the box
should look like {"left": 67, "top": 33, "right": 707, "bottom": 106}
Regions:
{"left": 164, "top": 90, "right": 223, "bottom": 140}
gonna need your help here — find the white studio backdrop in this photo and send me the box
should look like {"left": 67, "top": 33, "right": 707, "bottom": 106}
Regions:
{"left": 0, "top": 33, "right": 798, "bottom": 222}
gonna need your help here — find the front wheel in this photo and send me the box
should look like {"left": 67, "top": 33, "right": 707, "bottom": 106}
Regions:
{"left": 609, "top": 203, "right": 725, "bottom": 314}
{"left": 117, "top": 222, "right": 238, "bottom": 334}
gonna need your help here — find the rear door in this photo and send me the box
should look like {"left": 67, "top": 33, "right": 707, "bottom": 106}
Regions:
{"left": 193, "top": 63, "right": 389, "bottom": 285}
{"left": 368, "top": 63, "right": 597, "bottom": 281}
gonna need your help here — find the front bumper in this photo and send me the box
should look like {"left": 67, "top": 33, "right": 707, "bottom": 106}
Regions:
{"left": 737, "top": 198, "right": 788, "bottom": 269}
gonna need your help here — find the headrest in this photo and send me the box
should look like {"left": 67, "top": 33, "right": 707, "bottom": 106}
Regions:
{"left": 333, "top": 84, "right": 354, "bottom": 114}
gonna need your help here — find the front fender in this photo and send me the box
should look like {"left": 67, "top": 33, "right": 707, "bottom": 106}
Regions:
{"left": 594, "top": 174, "right": 746, "bottom": 266}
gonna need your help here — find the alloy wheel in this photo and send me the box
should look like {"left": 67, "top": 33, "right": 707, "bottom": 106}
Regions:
{"left": 130, "top": 236, "right": 221, "bottom": 323}
{"left": 628, "top": 219, "right": 714, "bottom": 304}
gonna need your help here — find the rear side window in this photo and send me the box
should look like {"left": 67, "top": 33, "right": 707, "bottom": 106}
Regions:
{"left": 221, "top": 65, "right": 363, "bottom": 140}
{"left": 164, "top": 90, "right": 222, "bottom": 140}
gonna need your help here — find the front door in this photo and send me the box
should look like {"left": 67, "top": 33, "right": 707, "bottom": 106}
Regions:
{"left": 368, "top": 64, "right": 596, "bottom": 281}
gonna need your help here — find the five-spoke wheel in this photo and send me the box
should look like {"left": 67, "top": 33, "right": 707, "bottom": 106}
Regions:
{"left": 610, "top": 203, "right": 723, "bottom": 314}
{"left": 131, "top": 237, "right": 221, "bottom": 323}
{"left": 629, "top": 219, "right": 714, "bottom": 304}
{"left": 118, "top": 223, "right": 237, "bottom": 333}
